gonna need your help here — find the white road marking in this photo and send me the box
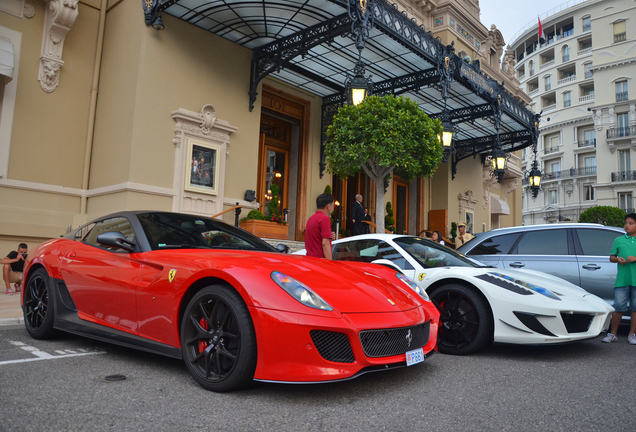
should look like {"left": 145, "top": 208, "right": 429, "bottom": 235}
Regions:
{"left": 1, "top": 340, "right": 106, "bottom": 366}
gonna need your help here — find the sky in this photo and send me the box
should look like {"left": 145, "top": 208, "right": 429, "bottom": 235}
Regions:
{"left": 478, "top": 0, "right": 569, "bottom": 46}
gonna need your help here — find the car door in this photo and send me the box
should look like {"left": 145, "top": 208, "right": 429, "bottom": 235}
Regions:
{"left": 500, "top": 228, "right": 581, "bottom": 286}
{"left": 60, "top": 216, "right": 142, "bottom": 334}
{"left": 573, "top": 227, "right": 622, "bottom": 304}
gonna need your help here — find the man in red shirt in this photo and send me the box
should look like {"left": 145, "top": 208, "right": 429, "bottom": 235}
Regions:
{"left": 305, "top": 193, "right": 335, "bottom": 259}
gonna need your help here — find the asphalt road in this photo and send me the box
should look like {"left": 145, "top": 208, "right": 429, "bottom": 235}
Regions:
{"left": 1, "top": 324, "right": 634, "bottom": 432}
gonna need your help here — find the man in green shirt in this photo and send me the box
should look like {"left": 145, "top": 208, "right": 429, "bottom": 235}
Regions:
{"left": 602, "top": 213, "right": 636, "bottom": 344}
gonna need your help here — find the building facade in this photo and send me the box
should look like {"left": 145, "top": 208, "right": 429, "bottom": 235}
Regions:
{"left": 0, "top": 0, "right": 532, "bottom": 255}
{"left": 510, "top": 0, "right": 636, "bottom": 225}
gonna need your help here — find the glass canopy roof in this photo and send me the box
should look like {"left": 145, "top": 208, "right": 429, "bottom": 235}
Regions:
{"left": 157, "top": 0, "right": 537, "bottom": 170}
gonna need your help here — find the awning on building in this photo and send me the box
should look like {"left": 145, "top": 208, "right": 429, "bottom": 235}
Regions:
{"left": 491, "top": 197, "right": 510, "bottom": 215}
{"left": 155, "top": 0, "right": 537, "bottom": 175}
{"left": 0, "top": 36, "right": 15, "bottom": 84}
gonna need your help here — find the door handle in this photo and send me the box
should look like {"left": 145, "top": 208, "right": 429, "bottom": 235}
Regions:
{"left": 582, "top": 264, "right": 601, "bottom": 270}
{"left": 509, "top": 262, "right": 525, "bottom": 268}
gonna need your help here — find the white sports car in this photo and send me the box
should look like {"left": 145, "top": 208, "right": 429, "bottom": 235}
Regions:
{"left": 296, "top": 234, "right": 613, "bottom": 354}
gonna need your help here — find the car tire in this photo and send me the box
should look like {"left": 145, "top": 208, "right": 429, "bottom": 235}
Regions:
{"left": 180, "top": 284, "right": 257, "bottom": 392}
{"left": 23, "top": 268, "right": 58, "bottom": 340}
{"left": 431, "top": 284, "right": 492, "bottom": 355}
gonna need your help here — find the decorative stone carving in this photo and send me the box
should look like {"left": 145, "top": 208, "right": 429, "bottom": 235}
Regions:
{"left": 24, "top": 3, "right": 35, "bottom": 18}
{"left": 38, "top": 0, "right": 79, "bottom": 92}
{"left": 591, "top": 109, "right": 602, "bottom": 131}
{"left": 171, "top": 104, "right": 238, "bottom": 215}
{"left": 564, "top": 183, "right": 574, "bottom": 197}
{"left": 501, "top": 45, "right": 516, "bottom": 77}
{"left": 458, "top": 190, "right": 479, "bottom": 221}
{"left": 608, "top": 141, "right": 615, "bottom": 154}
{"left": 501, "top": 178, "right": 519, "bottom": 201}
{"left": 630, "top": 104, "right": 636, "bottom": 126}
{"left": 608, "top": 106, "right": 616, "bottom": 128}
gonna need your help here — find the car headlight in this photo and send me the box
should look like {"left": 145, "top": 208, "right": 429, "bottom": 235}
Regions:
{"left": 395, "top": 272, "right": 431, "bottom": 302}
{"left": 271, "top": 272, "right": 333, "bottom": 311}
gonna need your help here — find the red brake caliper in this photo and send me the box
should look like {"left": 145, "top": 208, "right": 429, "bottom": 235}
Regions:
{"left": 199, "top": 318, "right": 209, "bottom": 353}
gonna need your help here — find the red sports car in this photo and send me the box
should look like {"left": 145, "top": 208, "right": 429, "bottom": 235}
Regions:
{"left": 22, "top": 211, "right": 439, "bottom": 392}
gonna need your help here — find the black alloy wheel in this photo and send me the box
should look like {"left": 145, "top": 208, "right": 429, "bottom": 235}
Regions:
{"left": 431, "top": 284, "right": 492, "bottom": 355}
{"left": 180, "top": 285, "right": 257, "bottom": 392}
{"left": 24, "top": 268, "right": 57, "bottom": 339}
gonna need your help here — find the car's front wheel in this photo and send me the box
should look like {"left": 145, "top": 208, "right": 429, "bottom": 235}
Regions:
{"left": 180, "top": 284, "right": 257, "bottom": 392}
{"left": 23, "top": 268, "right": 57, "bottom": 339}
{"left": 431, "top": 284, "right": 492, "bottom": 355}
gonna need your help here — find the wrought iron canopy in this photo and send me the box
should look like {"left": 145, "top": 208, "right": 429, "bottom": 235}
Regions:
{"left": 158, "top": 0, "right": 537, "bottom": 175}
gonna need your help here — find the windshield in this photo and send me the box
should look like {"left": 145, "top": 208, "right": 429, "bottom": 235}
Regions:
{"left": 137, "top": 212, "right": 278, "bottom": 252}
{"left": 393, "top": 237, "right": 481, "bottom": 269}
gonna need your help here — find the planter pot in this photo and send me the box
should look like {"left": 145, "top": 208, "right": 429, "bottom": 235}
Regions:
{"left": 239, "top": 219, "right": 289, "bottom": 240}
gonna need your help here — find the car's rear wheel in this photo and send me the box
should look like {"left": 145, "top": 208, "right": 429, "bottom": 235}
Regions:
{"left": 431, "top": 284, "right": 492, "bottom": 355}
{"left": 24, "top": 268, "right": 57, "bottom": 339}
{"left": 180, "top": 285, "right": 257, "bottom": 392}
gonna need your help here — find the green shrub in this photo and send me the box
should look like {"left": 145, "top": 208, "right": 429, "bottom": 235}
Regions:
{"left": 578, "top": 206, "right": 625, "bottom": 227}
{"left": 450, "top": 222, "right": 457, "bottom": 242}
{"left": 323, "top": 185, "right": 332, "bottom": 195}
{"left": 241, "top": 209, "right": 265, "bottom": 221}
{"left": 385, "top": 201, "right": 395, "bottom": 232}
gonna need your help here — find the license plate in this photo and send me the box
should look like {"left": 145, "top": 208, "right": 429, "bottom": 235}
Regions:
{"left": 406, "top": 348, "right": 424, "bottom": 366}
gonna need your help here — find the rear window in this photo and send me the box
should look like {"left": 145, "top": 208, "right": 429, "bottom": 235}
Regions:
{"left": 515, "top": 229, "right": 568, "bottom": 255}
{"left": 466, "top": 233, "right": 520, "bottom": 256}
{"left": 576, "top": 228, "right": 622, "bottom": 256}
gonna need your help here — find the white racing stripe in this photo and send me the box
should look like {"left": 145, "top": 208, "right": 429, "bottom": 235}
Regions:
{"left": 1, "top": 340, "right": 106, "bottom": 365}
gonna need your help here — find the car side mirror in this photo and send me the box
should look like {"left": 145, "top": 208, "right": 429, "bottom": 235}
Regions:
{"left": 276, "top": 244, "right": 290, "bottom": 254}
{"left": 97, "top": 231, "right": 136, "bottom": 252}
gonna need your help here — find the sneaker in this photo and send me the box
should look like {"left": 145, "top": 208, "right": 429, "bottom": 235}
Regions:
{"left": 5, "top": 289, "right": 13, "bottom": 296}
{"left": 629, "top": 334, "right": 636, "bottom": 345}
{"left": 601, "top": 333, "right": 618, "bottom": 343}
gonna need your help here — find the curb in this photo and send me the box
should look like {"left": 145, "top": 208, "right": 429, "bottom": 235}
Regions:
{"left": 0, "top": 317, "right": 23, "bottom": 327}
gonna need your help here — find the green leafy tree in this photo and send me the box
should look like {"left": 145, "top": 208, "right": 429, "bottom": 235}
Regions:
{"left": 449, "top": 222, "right": 457, "bottom": 243}
{"left": 578, "top": 206, "right": 626, "bottom": 227}
{"left": 325, "top": 95, "right": 443, "bottom": 231}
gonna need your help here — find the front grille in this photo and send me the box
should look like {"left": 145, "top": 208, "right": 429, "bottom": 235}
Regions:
{"left": 359, "top": 322, "right": 430, "bottom": 358}
{"left": 561, "top": 313, "right": 593, "bottom": 333}
{"left": 310, "top": 330, "right": 355, "bottom": 363}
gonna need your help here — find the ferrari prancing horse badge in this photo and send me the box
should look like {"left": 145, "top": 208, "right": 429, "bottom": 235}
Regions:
{"left": 418, "top": 273, "right": 425, "bottom": 281}
{"left": 168, "top": 269, "right": 177, "bottom": 283}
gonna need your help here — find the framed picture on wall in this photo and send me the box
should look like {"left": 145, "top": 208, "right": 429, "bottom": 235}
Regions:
{"left": 465, "top": 211, "right": 474, "bottom": 233}
{"left": 185, "top": 138, "right": 221, "bottom": 195}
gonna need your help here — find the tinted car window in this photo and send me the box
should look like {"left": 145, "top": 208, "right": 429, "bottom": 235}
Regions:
{"left": 333, "top": 239, "right": 414, "bottom": 270}
{"left": 394, "top": 237, "right": 479, "bottom": 268}
{"left": 515, "top": 229, "right": 568, "bottom": 255}
{"left": 83, "top": 217, "right": 136, "bottom": 251}
{"left": 466, "top": 233, "right": 521, "bottom": 256}
{"left": 576, "top": 228, "right": 622, "bottom": 256}
{"left": 137, "top": 212, "right": 277, "bottom": 252}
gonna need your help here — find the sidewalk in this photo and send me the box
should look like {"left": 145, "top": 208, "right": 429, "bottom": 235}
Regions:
{"left": 0, "top": 289, "right": 23, "bottom": 326}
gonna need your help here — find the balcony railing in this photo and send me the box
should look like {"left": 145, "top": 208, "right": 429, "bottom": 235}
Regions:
{"left": 558, "top": 76, "right": 576, "bottom": 85}
{"left": 518, "top": 73, "right": 526, "bottom": 81}
{"left": 579, "top": 94, "right": 594, "bottom": 102}
{"left": 585, "top": 71, "right": 593, "bottom": 79}
{"left": 607, "top": 127, "right": 636, "bottom": 138}
{"left": 545, "top": 83, "right": 552, "bottom": 91}
{"left": 578, "top": 47, "right": 592, "bottom": 55}
{"left": 543, "top": 103, "right": 557, "bottom": 111}
{"left": 621, "top": 207, "right": 636, "bottom": 214}
{"left": 540, "top": 60, "right": 555, "bottom": 70}
{"left": 616, "top": 91, "right": 629, "bottom": 102}
{"left": 544, "top": 146, "right": 560, "bottom": 154}
{"left": 562, "top": 54, "right": 570, "bottom": 62}
{"left": 574, "top": 166, "right": 596, "bottom": 175}
{"left": 529, "top": 69, "right": 535, "bottom": 76}
{"left": 614, "top": 32, "right": 626, "bottom": 43}
{"left": 611, "top": 171, "right": 636, "bottom": 182}
{"left": 528, "top": 88, "right": 539, "bottom": 96}
{"left": 578, "top": 138, "right": 596, "bottom": 148}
